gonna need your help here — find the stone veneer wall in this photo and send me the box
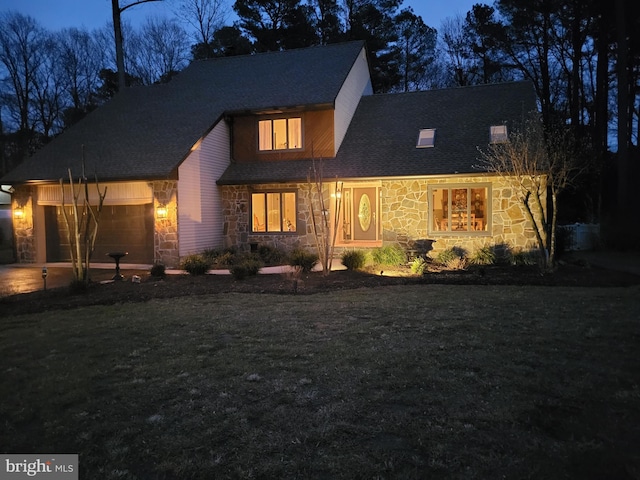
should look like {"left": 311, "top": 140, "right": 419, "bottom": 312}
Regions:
{"left": 12, "top": 186, "right": 36, "bottom": 263}
{"left": 221, "top": 175, "right": 544, "bottom": 259}
{"left": 381, "top": 175, "right": 542, "bottom": 256}
{"left": 221, "top": 183, "right": 320, "bottom": 252}
{"left": 10, "top": 182, "right": 183, "bottom": 267}
{"left": 153, "top": 181, "right": 179, "bottom": 267}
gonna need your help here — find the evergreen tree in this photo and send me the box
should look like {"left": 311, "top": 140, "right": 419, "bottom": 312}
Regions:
{"left": 394, "top": 7, "right": 436, "bottom": 92}
{"left": 233, "top": 0, "right": 317, "bottom": 51}
{"left": 344, "top": 0, "right": 402, "bottom": 92}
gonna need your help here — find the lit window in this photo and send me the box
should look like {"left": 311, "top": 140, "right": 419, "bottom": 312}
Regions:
{"left": 417, "top": 128, "right": 436, "bottom": 148}
{"left": 429, "top": 185, "right": 490, "bottom": 233}
{"left": 258, "top": 118, "right": 302, "bottom": 151}
{"left": 251, "top": 191, "right": 297, "bottom": 233}
{"left": 490, "top": 125, "right": 508, "bottom": 143}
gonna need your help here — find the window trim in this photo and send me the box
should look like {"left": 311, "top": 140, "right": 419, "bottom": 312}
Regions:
{"left": 416, "top": 128, "right": 436, "bottom": 148}
{"left": 428, "top": 184, "right": 491, "bottom": 235}
{"left": 490, "top": 125, "right": 508, "bottom": 143}
{"left": 257, "top": 117, "right": 303, "bottom": 152}
{"left": 250, "top": 190, "right": 298, "bottom": 234}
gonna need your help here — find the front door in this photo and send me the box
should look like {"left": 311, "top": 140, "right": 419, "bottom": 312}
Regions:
{"left": 352, "top": 187, "right": 377, "bottom": 241}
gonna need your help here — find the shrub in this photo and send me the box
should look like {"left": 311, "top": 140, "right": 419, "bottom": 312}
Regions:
{"left": 341, "top": 249, "right": 367, "bottom": 270}
{"left": 150, "top": 263, "right": 166, "bottom": 278}
{"left": 410, "top": 257, "right": 428, "bottom": 275}
{"left": 469, "top": 246, "right": 496, "bottom": 266}
{"left": 446, "top": 256, "right": 468, "bottom": 270}
{"left": 257, "top": 244, "right": 286, "bottom": 265}
{"left": 371, "top": 245, "right": 406, "bottom": 266}
{"left": 435, "top": 247, "right": 462, "bottom": 265}
{"left": 288, "top": 248, "right": 319, "bottom": 273}
{"left": 229, "top": 257, "right": 263, "bottom": 280}
{"left": 202, "top": 248, "right": 237, "bottom": 268}
{"left": 181, "top": 254, "right": 211, "bottom": 275}
{"left": 202, "top": 248, "right": 222, "bottom": 262}
{"left": 508, "top": 248, "right": 539, "bottom": 266}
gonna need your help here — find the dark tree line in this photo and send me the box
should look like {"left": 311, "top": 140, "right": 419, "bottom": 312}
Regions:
{"left": 1, "top": 0, "right": 639, "bottom": 243}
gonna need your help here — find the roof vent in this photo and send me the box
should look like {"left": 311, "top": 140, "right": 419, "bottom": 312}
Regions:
{"left": 416, "top": 128, "right": 436, "bottom": 148}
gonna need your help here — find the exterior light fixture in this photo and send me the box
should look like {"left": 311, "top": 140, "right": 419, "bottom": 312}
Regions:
{"left": 156, "top": 204, "right": 168, "bottom": 219}
{"left": 13, "top": 206, "right": 24, "bottom": 219}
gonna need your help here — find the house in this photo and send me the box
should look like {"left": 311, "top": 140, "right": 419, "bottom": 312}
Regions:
{"left": 1, "top": 41, "right": 539, "bottom": 267}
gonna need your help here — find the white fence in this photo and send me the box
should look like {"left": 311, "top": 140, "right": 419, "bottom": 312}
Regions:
{"left": 559, "top": 223, "right": 600, "bottom": 251}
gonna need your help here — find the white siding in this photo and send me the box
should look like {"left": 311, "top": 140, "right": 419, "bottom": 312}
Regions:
{"left": 178, "top": 120, "right": 230, "bottom": 256}
{"left": 334, "top": 47, "right": 373, "bottom": 154}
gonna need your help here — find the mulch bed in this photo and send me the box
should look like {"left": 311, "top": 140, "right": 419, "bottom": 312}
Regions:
{"left": 2, "top": 258, "right": 639, "bottom": 317}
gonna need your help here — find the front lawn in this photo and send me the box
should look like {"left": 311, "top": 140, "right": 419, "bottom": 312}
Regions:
{"left": 1, "top": 284, "right": 639, "bottom": 479}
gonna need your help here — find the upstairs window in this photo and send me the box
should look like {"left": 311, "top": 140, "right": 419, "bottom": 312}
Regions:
{"left": 416, "top": 128, "right": 436, "bottom": 148}
{"left": 490, "top": 125, "right": 508, "bottom": 143}
{"left": 259, "top": 117, "right": 302, "bottom": 151}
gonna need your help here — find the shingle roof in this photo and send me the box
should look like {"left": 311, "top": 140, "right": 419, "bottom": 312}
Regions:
{"left": 1, "top": 41, "right": 366, "bottom": 184}
{"left": 217, "top": 81, "right": 537, "bottom": 184}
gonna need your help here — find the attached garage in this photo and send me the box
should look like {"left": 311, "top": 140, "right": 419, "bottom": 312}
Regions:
{"left": 38, "top": 182, "right": 155, "bottom": 264}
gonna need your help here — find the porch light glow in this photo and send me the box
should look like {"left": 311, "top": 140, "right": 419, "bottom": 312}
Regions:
{"left": 13, "top": 206, "right": 24, "bottom": 219}
{"left": 156, "top": 204, "right": 168, "bottom": 218}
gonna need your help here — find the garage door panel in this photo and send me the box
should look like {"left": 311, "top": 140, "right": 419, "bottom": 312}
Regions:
{"left": 46, "top": 205, "right": 154, "bottom": 264}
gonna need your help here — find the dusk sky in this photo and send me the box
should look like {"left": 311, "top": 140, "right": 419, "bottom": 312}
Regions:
{"left": 1, "top": 0, "right": 478, "bottom": 33}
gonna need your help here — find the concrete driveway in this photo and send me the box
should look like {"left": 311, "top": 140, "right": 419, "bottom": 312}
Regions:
{"left": 0, "top": 262, "right": 152, "bottom": 296}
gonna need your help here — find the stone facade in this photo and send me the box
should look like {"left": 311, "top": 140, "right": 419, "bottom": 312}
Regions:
{"left": 380, "top": 175, "right": 542, "bottom": 257}
{"left": 153, "top": 181, "right": 179, "bottom": 268}
{"left": 221, "top": 175, "right": 544, "bottom": 259}
{"left": 221, "top": 183, "right": 318, "bottom": 253}
{"left": 12, "top": 186, "right": 36, "bottom": 263}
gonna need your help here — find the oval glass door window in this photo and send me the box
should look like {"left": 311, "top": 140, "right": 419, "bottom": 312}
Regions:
{"left": 358, "top": 194, "right": 371, "bottom": 231}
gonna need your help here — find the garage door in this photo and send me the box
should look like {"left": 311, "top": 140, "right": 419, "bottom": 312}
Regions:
{"left": 45, "top": 204, "right": 154, "bottom": 264}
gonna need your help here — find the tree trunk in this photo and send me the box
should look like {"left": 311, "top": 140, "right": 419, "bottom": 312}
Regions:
{"left": 112, "top": 0, "right": 126, "bottom": 91}
{"left": 549, "top": 190, "right": 558, "bottom": 267}
{"left": 615, "top": 0, "right": 630, "bottom": 213}
{"left": 594, "top": 7, "right": 609, "bottom": 156}
{"left": 521, "top": 191, "right": 548, "bottom": 269}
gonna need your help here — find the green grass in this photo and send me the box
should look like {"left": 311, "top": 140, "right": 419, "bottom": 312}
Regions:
{"left": 2, "top": 285, "right": 639, "bottom": 479}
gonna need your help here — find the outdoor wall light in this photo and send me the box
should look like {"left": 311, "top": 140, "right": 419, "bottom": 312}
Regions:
{"left": 156, "top": 204, "right": 168, "bottom": 219}
{"left": 13, "top": 206, "right": 24, "bottom": 219}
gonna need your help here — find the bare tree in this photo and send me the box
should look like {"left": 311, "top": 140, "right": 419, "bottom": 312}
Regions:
{"left": 0, "top": 12, "right": 47, "bottom": 155}
{"left": 176, "top": 0, "right": 229, "bottom": 46}
{"left": 129, "top": 16, "right": 190, "bottom": 84}
{"left": 111, "top": 0, "right": 164, "bottom": 91}
{"left": 307, "top": 160, "right": 342, "bottom": 276}
{"left": 60, "top": 149, "right": 107, "bottom": 285}
{"left": 31, "top": 33, "right": 64, "bottom": 138}
{"left": 55, "top": 28, "right": 106, "bottom": 118}
{"left": 478, "top": 114, "right": 590, "bottom": 269}
{"left": 439, "top": 14, "right": 473, "bottom": 87}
